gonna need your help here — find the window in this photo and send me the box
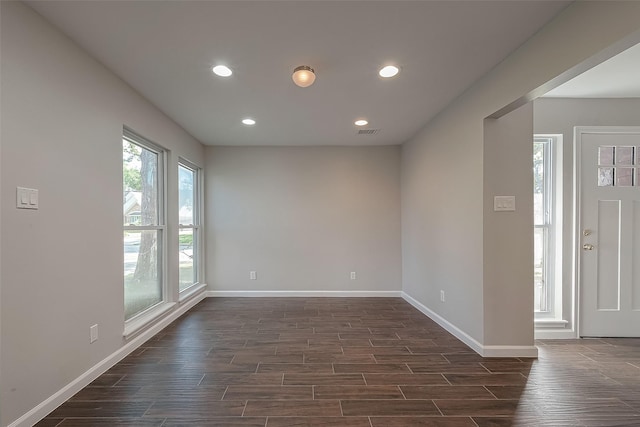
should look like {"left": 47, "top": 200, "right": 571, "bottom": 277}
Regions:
{"left": 533, "top": 135, "right": 562, "bottom": 318}
{"left": 178, "top": 160, "right": 200, "bottom": 292}
{"left": 123, "top": 130, "right": 166, "bottom": 321}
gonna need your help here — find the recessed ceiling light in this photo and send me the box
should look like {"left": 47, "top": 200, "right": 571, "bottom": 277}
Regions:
{"left": 212, "top": 65, "right": 233, "bottom": 77}
{"left": 242, "top": 118, "right": 256, "bottom": 126}
{"left": 379, "top": 65, "right": 400, "bottom": 78}
{"left": 354, "top": 119, "right": 368, "bottom": 126}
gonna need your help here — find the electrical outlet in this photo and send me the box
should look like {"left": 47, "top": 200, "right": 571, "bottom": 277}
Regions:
{"left": 440, "top": 290, "right": 445, "bottom": 302}
{"left": 90, "top": 324, "right": 98, "bottom": 343}
{"left": 250, "top": 271, "right": 257, "bottom": 280}
{"left": 350, "top": 272, "right": 357, "bottom": 280}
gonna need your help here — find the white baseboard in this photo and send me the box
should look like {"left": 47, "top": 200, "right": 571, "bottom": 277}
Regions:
{"left": 535, "top": 329, "right": 577, "bottom": 340}
{"left": 8, "top": 290, "right": 207, "bottom": 427}
{"left": 206, "top": 290, "right": 403, "bottom": 298}
{"left": 482, "top": 345, "right": 538, "bottom": 358}
{"left": 401, "top": 292, "right": 538, "bottom": 358}
{"left": 401, "top": 291, "right": 484, "bottom": 356}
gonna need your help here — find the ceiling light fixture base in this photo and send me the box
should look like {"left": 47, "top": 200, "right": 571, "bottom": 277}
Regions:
{"left": 292, "top": 65, "right": 316, "bottom": 87}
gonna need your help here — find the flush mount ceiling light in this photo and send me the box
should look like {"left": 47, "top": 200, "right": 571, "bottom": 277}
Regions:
{"left": 242, "top": 118, "right": 256, "bottom": 126}
{"left": 354, "top": 119, "right": 369, "bottom": 126}
{"left": 212, "top": 65, "right": 233, "bottom": 77}
{"left": 292, "top": 65, "right": 316, "bottom": 87}
{"left": 379, "top": 65, "right": 400, "bottom": 78}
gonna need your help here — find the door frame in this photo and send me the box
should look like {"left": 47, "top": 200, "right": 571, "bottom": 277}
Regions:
{"left": 574, "top": 126, "right": 640, "bottom": 337}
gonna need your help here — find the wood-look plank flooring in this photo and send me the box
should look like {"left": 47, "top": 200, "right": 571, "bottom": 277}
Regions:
{"left": 36, "top": 298, "right": 640, "bottom": 426}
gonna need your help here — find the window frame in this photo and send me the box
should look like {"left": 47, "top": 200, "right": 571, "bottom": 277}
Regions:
{"left": 177, "top": 158, "right": 202, "bottom": 295}
{"left": 534, "top": 134, "right": 563, "bottom": 321}
{"left": 122, "top": 128, "right": 170, "bottom": 331}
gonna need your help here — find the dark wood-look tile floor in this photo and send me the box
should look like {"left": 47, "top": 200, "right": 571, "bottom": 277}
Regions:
{"left": 36, "top": 298, "right": 640, "bottom": 426}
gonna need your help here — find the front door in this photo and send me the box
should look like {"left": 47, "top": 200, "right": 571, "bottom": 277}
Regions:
{"left": 578, "top": 127, "right": 640, "bottom": 337}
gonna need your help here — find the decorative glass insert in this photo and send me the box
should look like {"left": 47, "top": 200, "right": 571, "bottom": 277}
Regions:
{"left": 599, "top": 146, "right": 614, "bottom": 165}
{"left": 615, "top": 146, "right": 634, "bottom": 166}
{"left": 616, "top": 167, "right": 634, "bottom": 186}
{"left": 597, "top": 145, "right": 640, "bottom": 187}
{"left": 598, "top": 167, "right": 614, "bottom": 187}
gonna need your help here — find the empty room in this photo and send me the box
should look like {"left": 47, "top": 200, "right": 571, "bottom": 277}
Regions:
{"left": 1, "top": 1, "right": 640, "bottom": 426}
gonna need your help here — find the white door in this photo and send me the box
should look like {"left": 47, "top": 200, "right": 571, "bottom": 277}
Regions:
{"left": 578, "top": 127, "right": 640, "bottom": 337}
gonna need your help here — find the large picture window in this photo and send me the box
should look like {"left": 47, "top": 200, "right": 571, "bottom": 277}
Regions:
{"left": 123, "top": 130, "right": 166, "bottom": 321}
{"left": 178, "top": 160, "right": 200, "bottom": 292}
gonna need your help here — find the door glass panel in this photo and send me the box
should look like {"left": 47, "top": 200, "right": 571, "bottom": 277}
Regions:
{"left": 616, "top": 167, "right": 634, "bottom": 186}
{"left": 615, "top": 146, "right": 634, "bottom": 166}
{"left": 598, "top": 167, "right": 614, "bottom": 187}
{"left": 598, "top": 146, "right": 614, "bottom": 165}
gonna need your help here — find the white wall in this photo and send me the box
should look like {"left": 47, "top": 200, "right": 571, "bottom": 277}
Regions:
{"left": 401, "top": 2, "right": 640, "bottom": 350}
{"left": 205, "top": 146, "right": 402, "bottom": 294}
{"left": 534, "top": 97, "right": 640, "bottom": 333}
{"left": 0, "top": 2, "right": 204, "bottom": 425}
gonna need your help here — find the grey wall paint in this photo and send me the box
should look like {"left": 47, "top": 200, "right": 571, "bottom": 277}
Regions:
{"left": 0, "top": 3, "right": 204, "bottom": 425}
{"left": 483, "top": 104, "right": 535, "bottom": 346}
{"left": 533, "top": 97, "right": 640, "bottom": 332}
{"left": 205, "top": 146, "right": 402, "bottom": 293}
{"left": 401, "top": 112, "right": 485, "bottom": 341}
{"left": 401, "top": 2, "right": 640, "bottom": 347}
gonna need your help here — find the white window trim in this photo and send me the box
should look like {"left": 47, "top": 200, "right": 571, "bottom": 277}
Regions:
{"left": 178, "top": 157, "right": 203, "bottom": 296}
{"left": 122, "top": 127, "right": 170, "bottom": 329}
{"left": 534, "top": 134, "right": 564, "bottom": 323}
{"left": 123, "top": 302, "right": 176, "bottom": 339}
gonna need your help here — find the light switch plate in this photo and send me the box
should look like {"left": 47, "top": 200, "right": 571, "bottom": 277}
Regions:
{"left": 494, "top": 195, "right": 515, "bottom": 212}
{"left": 17, "top": 187, "right": 38, "bottom": 210}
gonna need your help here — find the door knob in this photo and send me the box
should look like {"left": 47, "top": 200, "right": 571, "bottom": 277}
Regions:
{"left": 583, "top": 243, "right": 595, "bottom": 251}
